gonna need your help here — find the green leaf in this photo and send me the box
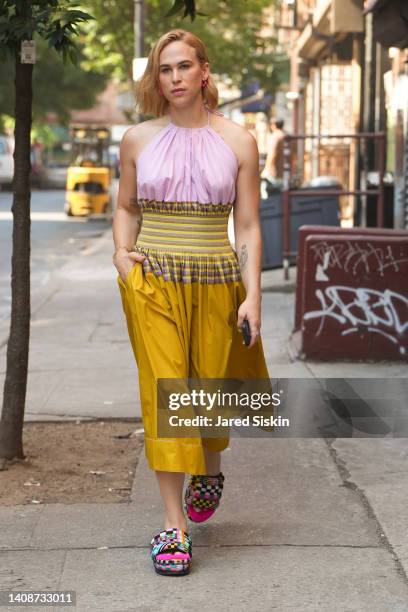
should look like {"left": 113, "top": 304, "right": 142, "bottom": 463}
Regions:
{"left": 183, "top": 0, "right": 196, "bottom": 19}
{"left": 164, "top": 0, "right": 186, "bottom": 18}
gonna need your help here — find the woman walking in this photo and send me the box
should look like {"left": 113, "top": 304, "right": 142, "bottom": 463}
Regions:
{"left": 112, "top": 28, "right": 270, "bottom": 576}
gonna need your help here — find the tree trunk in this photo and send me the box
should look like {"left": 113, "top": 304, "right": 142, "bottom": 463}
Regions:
{"left": 0, "top": 55, "right": 33, "bottom": 460}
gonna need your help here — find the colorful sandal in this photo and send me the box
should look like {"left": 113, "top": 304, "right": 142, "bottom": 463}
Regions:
{"left": 150, "top": 528, "right": 192, "bottom": 576}
{"left": 184, "top": 472, "right": 225, "bottom": 523}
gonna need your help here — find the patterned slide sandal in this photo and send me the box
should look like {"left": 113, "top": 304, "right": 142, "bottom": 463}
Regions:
{"left": 150, "top": 528, "right": 192, "bottom": 576}
{"left": 184, "top": 472, "right": 225, "bottom": 523}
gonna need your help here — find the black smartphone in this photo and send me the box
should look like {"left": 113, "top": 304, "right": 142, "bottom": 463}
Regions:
{"left": 242, "top": 318, "right": 251, "bottom": 346}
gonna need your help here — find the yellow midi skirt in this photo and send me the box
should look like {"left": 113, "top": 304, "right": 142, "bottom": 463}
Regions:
{"left": 116, "top": 200, "right": 271, "bottom": 474}
{"left": 117, "top": 262, "right": 270, "bottom": 474}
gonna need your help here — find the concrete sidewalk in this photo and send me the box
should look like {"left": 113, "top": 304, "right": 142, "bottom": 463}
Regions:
{"left": 1, "top": 228, "right": 408, "bottom": 610}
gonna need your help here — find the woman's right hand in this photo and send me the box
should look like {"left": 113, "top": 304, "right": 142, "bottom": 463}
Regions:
{"left": 113, "top": 248, "right": 146, "bottom": 284}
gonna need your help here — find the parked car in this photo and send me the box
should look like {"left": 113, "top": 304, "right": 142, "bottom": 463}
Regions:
{"left": 40, "top": 162, "right": 69, "bottom": 189}
{"left": 0, "top": 135, "right": 14, "bottom": 187}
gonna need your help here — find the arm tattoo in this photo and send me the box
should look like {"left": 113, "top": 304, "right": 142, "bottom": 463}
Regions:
{"left": 129, "top": 197, "right": 142, "bottom": 236}
{"left": 238, "top": 244, "right": 248, "bottom": 271}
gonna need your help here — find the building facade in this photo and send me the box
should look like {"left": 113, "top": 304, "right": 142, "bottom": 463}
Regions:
{"left": 278, "top": 0, "right": 407, "bottom": 228}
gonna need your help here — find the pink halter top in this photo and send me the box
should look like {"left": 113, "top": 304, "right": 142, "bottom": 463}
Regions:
{"left": 136, "top": 108, "right": 238, "bottom": 205}
{"left": 130, "top": 108, "right": 242, "bottom": 284}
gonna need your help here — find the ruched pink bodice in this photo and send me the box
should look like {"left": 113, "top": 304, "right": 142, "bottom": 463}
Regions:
{"left": 136, "top": 108, "right": 238, "bottom": 205}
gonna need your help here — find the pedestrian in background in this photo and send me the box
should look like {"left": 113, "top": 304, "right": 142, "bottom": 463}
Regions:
{"left": 262, "top": 117, "right": 286, "bottom": 182}
{"left": 112, "top": 28, "right": 270, "bottom": 577}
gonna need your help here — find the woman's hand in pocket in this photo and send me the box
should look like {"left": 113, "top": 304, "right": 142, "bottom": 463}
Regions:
{"left": 113, "top": 248, "right": 146, "bottom": 284}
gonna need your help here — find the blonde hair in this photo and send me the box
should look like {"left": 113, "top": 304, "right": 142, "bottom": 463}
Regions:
{"left": 135, "top": 29, "right": 218, "bottom": 117}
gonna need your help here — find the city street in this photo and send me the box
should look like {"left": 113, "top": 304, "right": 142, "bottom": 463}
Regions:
{"left": 0, "top": 189, "right": 110, "bottom": 323}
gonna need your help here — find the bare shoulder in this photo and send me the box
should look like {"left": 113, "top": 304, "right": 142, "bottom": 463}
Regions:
{"left": 120, "top": 117, "right": 170, "bottom": 163}
{"left": 211, "top": 113, "right": 258, "bottom": 167}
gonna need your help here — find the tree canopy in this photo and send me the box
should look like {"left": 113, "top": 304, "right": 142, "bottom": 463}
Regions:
{"left": 0, "top": 38, "right": 107, "bottom": 128}
{"left": 0, "top": 2, "right": 107, "bottom": 131}
{"left": 79, "top": 0, "right": 285, "bottom": 96}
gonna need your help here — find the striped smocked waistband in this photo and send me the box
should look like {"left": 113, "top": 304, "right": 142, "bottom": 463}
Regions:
{"left": 134, "top": 199, "right": 234, "bottom": 255}
{"left": 136, "top": 211, "right": 232, "bottom": 254}
{"left": 129, "top": 200, "right": 241, "bottom": 283}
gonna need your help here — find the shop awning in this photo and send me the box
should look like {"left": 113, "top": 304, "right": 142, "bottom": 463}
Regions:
{"left": 238, "top": 82, "right": 272, "bottom": 113}
{"left": 364, "top": 0, "right": 408, "bottom": 48}
{"left": 218, "top": 83, "right": 271, "bottom": 114}
{"left": 240, "top": 94, "right": 273, "bottom": 113}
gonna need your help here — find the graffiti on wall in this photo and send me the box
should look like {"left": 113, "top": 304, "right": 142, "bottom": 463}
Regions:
{"left": 304, "top": 286, "right": 408, "bottom": 355}
{"left": 310, "top": 240, "right": 408, "bottom": 277}
{"left": 302, "top": 239, "right": 408, "bottom": 358}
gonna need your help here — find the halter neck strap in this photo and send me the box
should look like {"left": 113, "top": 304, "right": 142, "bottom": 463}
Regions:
{"left": 168, "top": 108, "right": 211, "bottom": 130}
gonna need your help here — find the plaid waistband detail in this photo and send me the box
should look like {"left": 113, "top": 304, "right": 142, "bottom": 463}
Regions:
{"left": 134, "top": 246, "right": 242, "bottom": 284}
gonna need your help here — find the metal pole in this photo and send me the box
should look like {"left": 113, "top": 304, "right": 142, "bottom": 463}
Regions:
{"left": 361, "top": 137, "right": 367, "bottom": 227}
{"left": 362, "top": 11, "right": 376, "bottom": 228}
{"left": 404, "top": 53, "right": 408, "bottom": 229}
{"left": 377, "top": 132, "right": 385, "bottom": 227}
{"left": 134, "top": 0, "right": 144, "bottom": 59}
{"left": 133, "top": 0, "right": 144, "bottom": 124}
{"left": 282, "top": 135, "right": 291, "bottom": 281}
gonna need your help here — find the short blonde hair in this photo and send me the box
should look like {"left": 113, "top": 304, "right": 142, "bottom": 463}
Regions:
{"left": 135, "top": 29, "right": 218, "bottom": 117}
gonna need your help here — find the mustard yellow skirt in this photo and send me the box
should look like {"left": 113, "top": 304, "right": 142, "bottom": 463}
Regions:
{"left": 117, "top": 261, "right": 270, "bottom": 474}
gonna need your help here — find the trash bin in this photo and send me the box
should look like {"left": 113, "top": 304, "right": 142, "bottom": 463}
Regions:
{"left": 365, "top": 172, "right": 394, "bottom": 229}
{"left": 260, "top": 176, "right": 341, "bottom": 269}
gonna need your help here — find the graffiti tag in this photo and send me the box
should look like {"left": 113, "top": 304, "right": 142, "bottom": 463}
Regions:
{"left": 310, "top": 241, "right": 408, "bottom": 276}
{"left": 303, "top": 285, "right": 408, "bottom": 354}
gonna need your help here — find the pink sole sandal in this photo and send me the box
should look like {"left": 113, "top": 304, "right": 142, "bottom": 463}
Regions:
{"left": 150, "top": 528, "right": 192, "bottom": 576}
{"left": 184, "top": 472, "right": 225, "bottom": 523}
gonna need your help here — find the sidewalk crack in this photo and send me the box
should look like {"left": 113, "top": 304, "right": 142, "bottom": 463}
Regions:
{"left": 325, "top": 437, "right": 408, "bottom": 587}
